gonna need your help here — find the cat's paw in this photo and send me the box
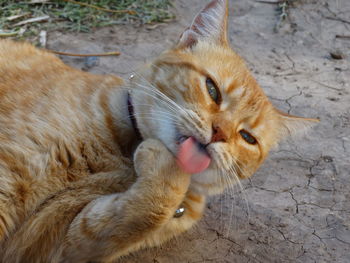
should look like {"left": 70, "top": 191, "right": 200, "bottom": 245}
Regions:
{"left": 134, "top": 139, "right": 176, "bottom": 177}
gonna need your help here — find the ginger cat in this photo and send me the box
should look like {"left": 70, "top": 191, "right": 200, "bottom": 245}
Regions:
{"left": 0, "top": 0, "right": 316, "bottom": 262}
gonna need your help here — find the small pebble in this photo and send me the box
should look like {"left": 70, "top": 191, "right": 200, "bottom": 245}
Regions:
{"left": 329, "top": 50, "right": 344, "bottom": 60}
{"left": 83, "top": 56, "right": 99, "bottom": 70}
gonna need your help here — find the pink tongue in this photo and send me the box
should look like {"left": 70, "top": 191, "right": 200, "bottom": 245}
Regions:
{"left": 176, "top": 137, "right": 211, "bottom": 174}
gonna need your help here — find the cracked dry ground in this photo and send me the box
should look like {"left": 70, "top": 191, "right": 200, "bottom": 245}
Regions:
{"left": 48, "top": 0, "right": 350, "bottom": 262}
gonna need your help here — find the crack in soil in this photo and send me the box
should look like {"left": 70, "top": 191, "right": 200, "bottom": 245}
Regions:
{"left": 289, "top": 190, "right": 299, "bottom": 214}
{"left": 269, "top": 91, "right": 303, "bottom": 113}
{"left": 276, "top": 228, "right": 303, "bottom": 245}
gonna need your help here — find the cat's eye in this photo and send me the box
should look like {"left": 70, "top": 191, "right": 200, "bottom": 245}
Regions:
{"left": 239, "top": 130, "right": 257, "bottom": 145}
{"left": 206, "top": 78, "right": 221, "bottom": 104}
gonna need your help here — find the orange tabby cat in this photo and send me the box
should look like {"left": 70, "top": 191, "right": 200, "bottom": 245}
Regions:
{"left": 0, "top": 0, "right": 316, "bottom": 262}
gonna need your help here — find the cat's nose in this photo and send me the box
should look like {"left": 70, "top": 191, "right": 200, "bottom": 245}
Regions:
{"left": 211, "top": 124, "right": 227, "bottom": 143}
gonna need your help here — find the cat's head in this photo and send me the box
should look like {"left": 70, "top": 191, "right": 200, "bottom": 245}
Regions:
{"left": 131, "top": 0, "right": 317, "bottom": 195}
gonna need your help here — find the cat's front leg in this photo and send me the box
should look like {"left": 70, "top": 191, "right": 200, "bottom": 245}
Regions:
{"left": 62, "top": 139, "right": 191, "bottom": 263}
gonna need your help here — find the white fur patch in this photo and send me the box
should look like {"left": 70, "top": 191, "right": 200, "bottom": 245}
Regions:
{"left": 220, "top": 100, "right": 230, "bottom": 111}
{"left": 231, "top": 86, "right": 245, "bottom": 98}
{"left": 152, "top": 106, "right": 177, "bottom": 152}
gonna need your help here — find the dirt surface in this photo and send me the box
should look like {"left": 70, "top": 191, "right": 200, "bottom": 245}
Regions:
{"left": 48, "top": 0, "right": 350, "bottom": 262}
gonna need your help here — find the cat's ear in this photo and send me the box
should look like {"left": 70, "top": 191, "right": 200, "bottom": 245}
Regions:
{"left": 177, "top": 0, "right": 229, "bottom": 49}
{"left": 277, "top": 110, "right": 319, "bottom": 137}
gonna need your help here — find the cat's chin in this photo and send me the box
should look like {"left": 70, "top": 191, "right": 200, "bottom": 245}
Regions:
{"left": 189, "top": 181, "right": 226, "bottom": 196}
{"left": 189, "top": 169, "right": 228, "bottom": 196}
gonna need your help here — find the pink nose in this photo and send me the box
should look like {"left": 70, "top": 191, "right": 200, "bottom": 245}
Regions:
{"left": 211, "top": 125, "right": 227, "bottom": 143}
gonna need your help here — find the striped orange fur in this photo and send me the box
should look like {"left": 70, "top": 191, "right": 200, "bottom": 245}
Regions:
{"left": 0, "top": 0, "right": 316, "bottom": 262}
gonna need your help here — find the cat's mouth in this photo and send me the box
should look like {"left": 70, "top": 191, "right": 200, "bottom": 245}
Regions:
{"left": 128, "top": 93, "right": 211, "bottom": 174}
{"left": 175, "top": 136, "right": 211, "bottom": 174}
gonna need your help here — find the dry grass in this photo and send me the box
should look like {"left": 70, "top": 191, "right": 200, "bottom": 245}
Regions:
{"left": 0, "top": 0, "right": 174, "bottom": 40}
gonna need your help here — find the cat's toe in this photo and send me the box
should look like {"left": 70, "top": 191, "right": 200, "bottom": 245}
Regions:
{"left": 133, "top": 139, "right": 174, "bottom": 176}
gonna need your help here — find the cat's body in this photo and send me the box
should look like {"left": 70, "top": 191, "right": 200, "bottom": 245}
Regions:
{"left": 0, "top": 1, "right": 316, "bottom": 262}
{"left": 0, "top": 40, "right": 204, "bottom": 262}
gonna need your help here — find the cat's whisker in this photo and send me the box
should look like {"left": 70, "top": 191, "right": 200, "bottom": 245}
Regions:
{"left": 229, "top": 157, "right": 251, "bottom": 223}
{"left": 130, "top": 84, "right": 208, "bottom": 142}
{"left": 217, "top": 169, "right": 225, "bottom": 233}
{"left": 130, "top": 84, "right": 198, "bottom": 128}
{"left": 117, "top": 82, "right": 181, "bottom": 116}
{"left": 182, "top": 110, "right": 209, "bottom": 139}
{"left": 219, "top": 170, "right": 228, "bottom": 234}
{"left": 128, "top": 97, "right": 192, "bottom": 129}
{"left": 222, "top": 170, "right": 236, "bottom": 238}
{"left": 121, "top": 84, "right": 181, "bottom": 116}
{"left": 146, "top": 63, "right": 199, "bottom": 114}
{"left": 210, "top": 151, "right": 243, "bottom": 237}
{"left": 215, "top": 154, "right": 229, "bottom": 234}
{"left": 128, "top": 114, "right": 182, "bottom": 127}
{"left": 145, "top": 64, "right": 212, "bottom": 125}
{"left": 215, "top": 156, "right": 245, "bottom": 238}
{"left": 228, "top": 161, "right": 243, "bottom": 191}
{"left": 229, "top": 180, "right": 238, "bottom": 238}
{"left": 126, "top": 104, "right": 180, "bottom": 119}
{"left": 125, "top": 80, "right": 209, "bottom": 142}
{"left": 129, "top": 113, "right": 183, "bottom": 127}
{"left": 227, "top": 163, "right": 250, "bottom": 226}
{"left": 127, "top": 104, "right": 182, "bottom": 121}
{"left": 129, "top": 115, "right": 180, "bottom": 126}
{"left": 231, "top": 155, "right": 249, "bottom": 179}
{"left": 130, "top": 75, "right": 187, "bottom": 115}
{"left": 96, "top": 89, "right": 185, "bottom": 130}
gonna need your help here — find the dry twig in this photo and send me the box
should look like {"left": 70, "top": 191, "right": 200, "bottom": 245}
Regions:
{"left": 0, "top": 31, "right": 18, "bottom": 37}
{"left": 46, "top": 49, "right": 120, "bottom": 57}
{"left": 6, "top": 13, "right": 31, "bottom": 21}
{"left": 336, "top": 35, "right": 350, "bottom": 39}
{"left": 324, "top": 16, "right": 350, "bottom": 25}
{"left": 13, "top": 15, "right": 50, "bottom": 26}
{"left": 255, "top": 0, "right": 284, "bottom": 4}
